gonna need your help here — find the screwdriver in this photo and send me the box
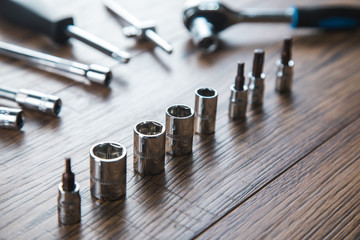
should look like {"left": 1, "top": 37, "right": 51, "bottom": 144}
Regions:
{"left": 0, "top": 86, "right": 62, "bottom": 116}
{"left": 0, "top": 0, "right": 130, "bottom": 63}
{"left": 103, "top": 0, "right": 173, "bottom": 54}
{"left": 0, "top": 41, "right": 112, "bottom": 86}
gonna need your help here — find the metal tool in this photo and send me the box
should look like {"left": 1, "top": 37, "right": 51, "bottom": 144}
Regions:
{"left": 0, "top": 86, "right": 62, "bottom": 116}
{"left": 194, "top": 87, "right": 218, "bottom": 134}
{"left": 104, "top": 0, "right": 173, "bottom": 54}
{"left": 229, "top": 62, "right": 248, "bottom": 120}
{"left": 276, "top": 37, "right": 294, "bottom": 93}
{"left": 0, "top": 41, "right": 112, "bottom": 86}
{"left": 134, "top": 121, "right": 166, "bottom": 175}
{"left": 0, "top": 106, "right": 24, "bottom": 130}
{"left": 249, "top": 49, "right": 265, "bottom": 108}
{"left": 166, "top": 104, "right": 194, "bottom": 156}
{"left": 58, "top": 158, "right": 81, "bottom": 225}
{"left": 183, "top": 0, "right": 360, "bottom": 52}
{"left": 90, "top": 142, "right": 127, "bottom": 201}
{"left": 0, "top": 0, "right": 130, "bottom": 63}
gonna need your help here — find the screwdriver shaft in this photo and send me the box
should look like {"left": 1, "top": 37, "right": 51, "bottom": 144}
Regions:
{"left": 0, "top": 41, "right": 112, "bottom": 85}
{"left": 65, "top": 25, "right": 130, "bottom": 63}
{"left": 144, "top": 30, "right": 173, "bottom": 54}
{"left": 103, "top": 0, "right": 142, "bottom": 28}
{"left": 0, "top": 86, "right": 17, "bottom": 101}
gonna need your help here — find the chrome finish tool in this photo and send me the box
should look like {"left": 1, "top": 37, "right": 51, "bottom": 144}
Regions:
{"left": 229, "top": 62, "right": 248, "bottom": 120}
{"left": 58, "top": 158, "right": 81, "bottom": 225}
{"left": 104, "top": 0, "right": 173, "bottom": 54}
{"left": 249, "top": 49, "right": 265, "bottom": 108}
{"left": 0, "top": 0, "right": 130, "bottom": 63}
{"left": 194, "top": 87, "right": 218, "bottom": 134}
{"left": 0, "top": 106, "right": 24, "bottom": 130}
{"left": 183, "top": 0, "right": 360, "bottom": 52}
{"left": 276, "top": 37, "right": 294, "bottom": 93}
{"left": 0, "top": 86, "right": 62, "bottom": 116}
{"left": 0, "top": 41, "right": 112, "bottom": 86}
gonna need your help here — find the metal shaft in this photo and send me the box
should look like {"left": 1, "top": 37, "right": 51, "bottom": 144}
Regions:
{"left": 104, "top": 0, "right": 173, "bottom": 54}
{"left": 65, "top": 25, "right": 131, "bottom": 63}
{"left": 0, "top": 41, "right": 112, "bottom": 85}
{"left": 236, "top": 8, "right": 293, "bottom": 24}
{"left": 0, "top": 86, "right": 62, "bottom": 116}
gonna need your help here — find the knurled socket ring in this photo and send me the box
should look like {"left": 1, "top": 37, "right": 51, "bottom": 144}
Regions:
{"left": 166, "top": 104, "right": 194, "bottom": 156}
{"left": 58, "top": 183, "right": 81, "bottom": 225}
{"left": 90, "top": 142, "right": 127, "bottom": 201}
{"left": 194, "top": 87, "right": 218, "bottom": 134}
{"left": 133, "top": 120, "right": 166, "bottom": 175}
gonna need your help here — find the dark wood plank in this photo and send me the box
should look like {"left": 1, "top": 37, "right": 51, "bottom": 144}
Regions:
{"left": 198, "top": 117, "right": 360, "bottom": 240}
{"left": 1, "top": 0, "right": 360, "bottom": 239}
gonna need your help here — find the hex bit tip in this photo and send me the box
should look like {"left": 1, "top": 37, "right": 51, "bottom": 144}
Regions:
{"left": 281, "top": 36, "right": 292, "bottom": 65}
{"left": 235, "top": 62, "right": 245, "bottom": 91}
{"left": 62, "top": 158, "right": 75, "bottom": 192}
{"left": 252, "top": 49, "right": 265, "bottom": 78}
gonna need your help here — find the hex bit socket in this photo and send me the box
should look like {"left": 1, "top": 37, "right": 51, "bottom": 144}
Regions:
{"left": 276, "top": 37, "right": 294, "bottom": 93}
{"left": 229, "top": 63, "right": 248, "bottom": 119}
{"left": 194, "top": 87, "right": 218, "bottom": 134}
{"left": 249, "top": 49, "right": 265, "bottom": 107}
{"left": 166, "top": 104, "right": 195, "bottom": 156}
{"left": 133, "top": 121, "right": 166, "bottom": 175}
{"left": 90, "top": 142, "right": 127, "bottom": 201}
{"left": 58, "top": 158, "right": 81, "bottom": 225}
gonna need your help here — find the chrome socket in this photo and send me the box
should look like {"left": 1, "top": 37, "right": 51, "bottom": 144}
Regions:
{"left": 165, "top": 104, "right": 194, "bottom": 156}
{"left": 90, "top": 142, "right": 127, "bottom": 201}
{"left": 15, "top": 89, "right": 62, "bottom": 116}
{"left": 248, "top": 73, "right": 265, "bottom": 107}
{"left": 194, "top": 87, "right": 218, "bottom": 134}
{"left": 57, "top": 183, "right": 81, "bottom": 225}
{"left": 229, "top": 85, "right": 248, "bottom": 119}
{"left": 133, "top": 121, "right": 166, "bottom": 175}
{"left": 0, "top": 107, "right": 24, "bottom": 130}
{"left": 275, "top": 60, "right": 294, "bottom": 93}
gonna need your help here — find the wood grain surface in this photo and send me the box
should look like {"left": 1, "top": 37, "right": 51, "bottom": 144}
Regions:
{"left": 0, "top": 0, "right": 359, "bottom": 239}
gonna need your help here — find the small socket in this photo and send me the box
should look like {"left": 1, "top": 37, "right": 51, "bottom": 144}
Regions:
{"left": 0, "top": 107, "right": 24, "bottom": 130}
{"left": 165, "top": 104, "right": 194, "bottom": 156}
{"left": 15, "top": 89, "right": 62, "bottom": 116}
{"left": 90, "top": 142, "right": 127, "bottom": 201}
{"left": 194, "top": 87, "right": 218, "bottom": 134}
{"left": 134, "top": 121, "right": 166, "bottom": 175}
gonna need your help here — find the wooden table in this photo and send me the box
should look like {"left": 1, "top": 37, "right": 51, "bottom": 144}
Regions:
{"left": 1, "top": 0, "right": 359, "bottom": 239}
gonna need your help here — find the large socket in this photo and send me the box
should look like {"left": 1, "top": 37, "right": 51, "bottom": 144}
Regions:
{"left": 166, "top": 104, "right": 194, "bottom": 156}
{"left": 90, "top": 142, "right": 127, "bottom": 201}
{"left": 133, "top": 121, "right": 166, "bottom": 175}
{"left": 194, "top": 87, "right": 218, "bottom": 134}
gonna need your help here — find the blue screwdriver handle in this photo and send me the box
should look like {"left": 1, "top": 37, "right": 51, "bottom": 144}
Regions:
{"left": 291, "top": 6, "right": 360, "bottom": 29}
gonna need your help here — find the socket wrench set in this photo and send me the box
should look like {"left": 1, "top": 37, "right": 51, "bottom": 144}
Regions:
{"left": 0, "top": 0, "right": 357, "bottom": 226}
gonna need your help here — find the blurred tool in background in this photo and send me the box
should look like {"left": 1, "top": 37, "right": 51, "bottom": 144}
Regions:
{"left": 0, "top": 0, "right": 130, "bottom": 62}
{"left": 0, "top": 41, "right": 112, "bottom": 86}
{"left": 183, "top": 0, "right": 360, "bottom": 52}
{"left": 0, "top": 86, "right": 62, "bottom": 116}
{"left": 103, "top": 0, "right": 173, "bottom": 54}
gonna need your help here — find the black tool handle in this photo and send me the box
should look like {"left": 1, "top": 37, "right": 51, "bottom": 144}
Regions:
{"left": 292, "top": 6, "right": 360, "bottom": 29}
{"left": 0, "top": 0, "right": 73, "bottom": 44}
